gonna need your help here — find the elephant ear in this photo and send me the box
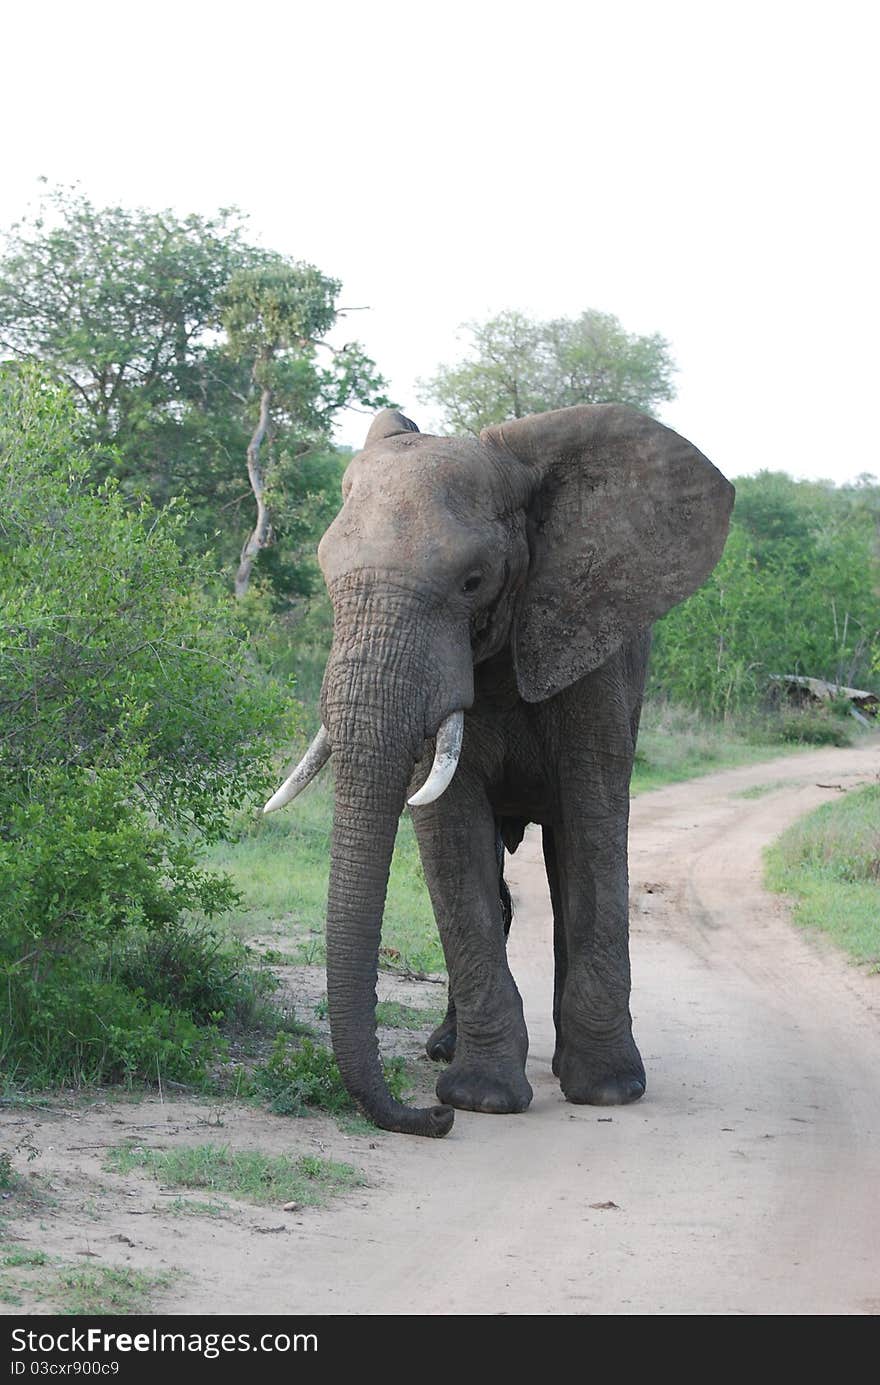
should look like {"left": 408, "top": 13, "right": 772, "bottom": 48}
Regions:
{"left": 363, "top": 409, "right": 420, "bottom": 448}
{"left": 482, "top": 404, "right": 734, "bottom": 703}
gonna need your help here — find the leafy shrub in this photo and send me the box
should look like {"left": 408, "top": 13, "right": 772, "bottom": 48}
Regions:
{"left": 0, "top": 766, "right": 237, "bottom": 948}
{"left": 0, "top": 367, "right": 298, "bottom": 1086}
{"left": 2, "top": 965, "right": 221, "bottom": 1086}
{"left": 767, "top": 709, "right": 853, "bottom": 747}
{"left": 0, "top": 760, "right": 244, "bottom": 1084}
{"left": 115, "top": 925, "right": 280, "bottom": 1030}
{"left": 0, "top": 766, "right": 238, "bottom": 1083}
{"left": 246, "top": 1036, "right": 410, "bottom": 1117}
{"left": 0, "top": 367, "right": 297, "bottom": 838}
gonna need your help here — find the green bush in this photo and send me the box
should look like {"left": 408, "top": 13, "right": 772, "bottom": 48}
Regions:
{"left": 0, "top": 367, "right": 297, "bottom": 838}
{"left": 766, "top": 708, "right": 853, "bottom": 747}
{"left": 245, "top": 1035, "right": 410, "bottom": 1117}
{"left": 0, "top": 367, "right": 298, "bottom": 1086}
{"left": 2, "top": 970, "right": 220, "bottom": 1086}
{"left": 0, "top": 765, "right": 238, "bottom": 947}
{"left": 0, "top": 765, "right": 239, "bottom": 1083}
{"left": 115, "top": 925, "right": 280, "bottom": 1030}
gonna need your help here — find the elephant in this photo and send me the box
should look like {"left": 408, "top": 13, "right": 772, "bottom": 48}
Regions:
{"left": 264, "top": 403, "right": 734, "bottom": 1137}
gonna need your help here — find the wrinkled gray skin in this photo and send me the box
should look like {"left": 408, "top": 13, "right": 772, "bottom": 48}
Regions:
{"left": 312, "top": 404, "right": 734, "bottom": 1137}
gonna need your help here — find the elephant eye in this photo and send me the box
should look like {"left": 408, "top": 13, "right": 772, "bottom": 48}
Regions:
{"left": 462, "top": 574, "right": 483, "bottom": 594}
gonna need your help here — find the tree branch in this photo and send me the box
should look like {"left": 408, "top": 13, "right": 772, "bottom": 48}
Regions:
{"left": 234, "top": 383, "right": 273, "bottom": 598}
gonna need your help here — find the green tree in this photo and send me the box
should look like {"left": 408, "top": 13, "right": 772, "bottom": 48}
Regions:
{"left": 0, "top": 185, "right": 248, "bottom": 471}
{"left": 419, "top": 308, "right": 676, "bottom": 433}
{"left": 733, "top": 472, "right": 818, "bottom": 556}
{"left": 650, "top": 473, "right": 880, "bottom": 712}
{"left": 0, "top": 185, "right": 389, "bottom": 597}
{"left": 219, "top": 263, "right": 389, "bottom": 597}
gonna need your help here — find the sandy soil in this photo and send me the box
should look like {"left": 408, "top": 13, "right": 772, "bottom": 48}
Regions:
{"left": 3, "top": 741, "right": 879, "bottom": 1316}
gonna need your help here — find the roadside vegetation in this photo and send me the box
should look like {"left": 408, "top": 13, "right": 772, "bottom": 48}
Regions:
{"left": 236, "top": 1034, "right": 411, "bottom": 1117}
{"left": 630, "top": 702, "right": 837, "bottom": 792}
{"left": 52, "top": 1267, "right": 176, "bottom": 1317}
{"left": 0, "top": 1249, "right": 176, "bottom": 1315}
{"left": 0, "top": 185, "right": 877, "bottom": 1127}
{"left": 766, "top": 784, "right": 880, "bottom": 967}
{"left": 105, "top": 1144, "right": 363, "bottom": 1207}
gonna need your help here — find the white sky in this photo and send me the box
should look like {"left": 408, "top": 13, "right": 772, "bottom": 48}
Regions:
{"left": 3, "top": 0, "right": 877, "bottom": 484}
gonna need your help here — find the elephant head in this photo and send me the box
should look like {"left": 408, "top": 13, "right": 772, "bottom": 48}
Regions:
{"left": 265, "top": 405, "right": 734, "bottom": 1136}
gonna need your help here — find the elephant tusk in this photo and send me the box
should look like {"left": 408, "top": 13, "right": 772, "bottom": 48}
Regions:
{"left": 407, "top": 711, "right": 464, "bottom": 807}
{"left": 263, "top": 725, "right": 331, "bottom": 813}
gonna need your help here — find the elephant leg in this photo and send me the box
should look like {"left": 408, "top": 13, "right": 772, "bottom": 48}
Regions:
{"left": 425, "top": 822, "right": 514, "bottom": 1065}
{"left": 425, "top": 991, "right": 457, "bottom": 1063}
{"left": 552, "top": 775, "right": 646, "bottom": 1107}
{"left": 541, "top": 827, "right": 567, "bottom": 1077}
{"left": 415, "top": 796, "right": 531, "bottom": 1113}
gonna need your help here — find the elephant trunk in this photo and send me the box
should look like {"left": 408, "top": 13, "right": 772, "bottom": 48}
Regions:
{"left": 322, "top": 655, "right": 455, "bottom": 1138}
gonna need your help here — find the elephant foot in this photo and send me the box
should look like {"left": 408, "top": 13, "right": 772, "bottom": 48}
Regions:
{"left": 436, "top": 1057, "right": 533, "bottom": 1115}
{"left": 558, "top": 1039, "right": 646, "bottom": 1107}
{"left": 426, "top": 1015, "right": 457, "bottom": 1063}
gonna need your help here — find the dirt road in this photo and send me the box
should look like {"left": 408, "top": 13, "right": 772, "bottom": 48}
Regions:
{"left": 5, "top": 742, "right": 879, "bottom": 1315}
